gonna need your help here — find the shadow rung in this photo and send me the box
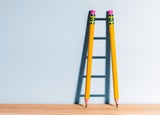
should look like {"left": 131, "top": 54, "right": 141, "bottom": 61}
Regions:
{"left": 80, "top": 94, "right": 105, "bottom": 97}
{"left": 86, "top": 56, "right": 106, "bottom": 59}
{"left": 95, "top": 18, "right": 106, "bottom": 21}
{"left": 94, "top": 37, "right": 106, "bottom": 40}
{"left": 83, "top": 75, "right": 106, "bottom": 78}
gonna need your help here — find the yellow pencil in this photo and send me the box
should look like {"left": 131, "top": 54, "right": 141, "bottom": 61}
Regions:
{"left": 107, "top": 10, "right": 119, "bottom": 108}
{"left": 85, "top": 10, "right": 95, "bottom": 108}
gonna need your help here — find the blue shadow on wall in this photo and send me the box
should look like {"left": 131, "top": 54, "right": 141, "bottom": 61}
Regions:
{"left": 74, "top": 11, "right": 110, "bottom": 104}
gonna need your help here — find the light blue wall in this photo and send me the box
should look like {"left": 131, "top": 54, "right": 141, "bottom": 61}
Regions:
{"left": 1, "top": 0, "right": 160, "bottom": 104}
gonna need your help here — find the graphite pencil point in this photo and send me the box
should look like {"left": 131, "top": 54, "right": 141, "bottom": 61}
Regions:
{"left": 116, "top": 104, "right": 118, "bottom": 108}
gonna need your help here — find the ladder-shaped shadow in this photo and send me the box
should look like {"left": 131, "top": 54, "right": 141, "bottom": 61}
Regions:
{"left": 74, "top": 11, "right": 110, "bottom": 104}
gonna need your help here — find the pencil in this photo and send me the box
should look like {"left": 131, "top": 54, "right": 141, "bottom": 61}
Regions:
{"left": 107, "top": 10, "right": 119, "bottom": 108}
{"left": 85, "top": 10, "right": 95, "bottom": 108}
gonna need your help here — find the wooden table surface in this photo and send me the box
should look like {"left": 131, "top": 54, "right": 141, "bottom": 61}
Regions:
{"left": 0, "top": 104, "right": 160, "bottom": 115}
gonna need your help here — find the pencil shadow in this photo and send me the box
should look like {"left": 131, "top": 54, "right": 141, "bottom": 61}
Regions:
{"left": 74, "top": 11, "right": 90, "bottom": 104}
{"left": 104, "top": 12, "right": 110, "bottom": 104}
{"left": 74, "top": 11, "right": 110, "bottom": 105}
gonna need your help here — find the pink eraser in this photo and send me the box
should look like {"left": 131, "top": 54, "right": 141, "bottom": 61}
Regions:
{"left": 90, "top": 10, "right": 95, "bottom": 15}
{"left": 107, "top": 10, "right": 113, "bottom": 15}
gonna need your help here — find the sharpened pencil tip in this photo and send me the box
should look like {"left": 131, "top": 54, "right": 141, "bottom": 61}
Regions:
{"left": 115, "top": 99, "right": 119, "bottom": 109}
{"left": 85, "top": 99, "right": 89, "bottom": 109}
{"left": 85, "top": 104, "right": 88, "bottom": 108}
{"left": 116, "top": 104, "right": 118, "bottom": 108}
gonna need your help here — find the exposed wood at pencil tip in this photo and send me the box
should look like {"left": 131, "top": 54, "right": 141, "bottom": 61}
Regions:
{"left": 116, "top": 104, "right": 118, "bottom": 109}
{"left": 85, "top": 104, "right": 88, "bottom": 109}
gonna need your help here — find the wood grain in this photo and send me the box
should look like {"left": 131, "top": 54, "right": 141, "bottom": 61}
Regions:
{"left": 0, "top": 104, "right": 160, "bottom": 115}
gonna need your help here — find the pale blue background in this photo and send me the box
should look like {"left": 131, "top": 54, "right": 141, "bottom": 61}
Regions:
{"left": 1, "top": 0, "right": 160, "bottom": 104}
